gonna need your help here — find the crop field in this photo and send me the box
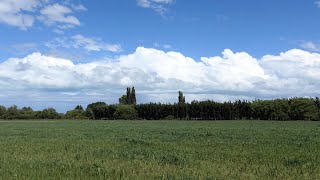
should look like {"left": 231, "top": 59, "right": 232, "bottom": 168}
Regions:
{"left": 0, "top": 120, "right": 319, "bottom": 179}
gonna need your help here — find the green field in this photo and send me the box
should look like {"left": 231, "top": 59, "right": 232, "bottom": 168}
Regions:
{"left": 0, "top": 120, "right": 319, "bottom": 179}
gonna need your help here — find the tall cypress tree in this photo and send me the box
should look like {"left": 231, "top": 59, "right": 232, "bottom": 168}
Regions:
{"left": 126, "top": 87, "right": 131, "bottom": 104}
{"left": 178, "top": 91, "right": 185, "bottom": 104}
{"left": 177, "top": 91, "right": 187, "bottom": 120}
{"left": 131, "top": 87, "right": 137, "bottom": 105}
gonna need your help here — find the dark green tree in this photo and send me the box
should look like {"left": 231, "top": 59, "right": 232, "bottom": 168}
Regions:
{"left": 65, "top": 109, "right": 87, "bottom": 119}
{"left": 289, "top": 98, "right": 318, "bottom": 121}
{"left": 315, "top": 97, "right": 320, "bottom": 120}
{"left": 114, "top": 105, "right": 138, "bottom": 120}
{"left": 6, "top": 105, "right": 20, "bottom": 119}
{"left": 38, "top": 108, "right": 60, "bottom": 119}
{"left": 178, "top": 91, "right": 185, "bottom": 104}
{"left": 119, "top": 95, "right": 127, "bottom": 105}
{"left": 0, "top": 106, "right": 6, "bottom": 118}
{"left": 20, "top": 107, "right": 37, "bottom": 119}
{"left": 131, "top": 87, "right": 137, "bottom": 105}
{"left": 126, "top": 87, "right": 131, "bottom": 104}
{"left": 75, "top": 105, "right": 84, "bottom": 111}
{"left": 119, "top": 87, "right": 137, "bottom": 105}
{"left": 177, "top": 91, "right": 187, "bottom": 120}
{"left": 64, "top": 105, "right": 88, "bottom": 119}
{"left": 86, "top": 102, "right": 109, "bottom": 120}
{"left": 314, "top": 97, "right": 320, "bottom": 112}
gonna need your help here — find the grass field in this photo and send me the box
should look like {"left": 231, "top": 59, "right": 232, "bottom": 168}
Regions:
{"left": 0, "top": 120, "right": 319, "bottom": 179}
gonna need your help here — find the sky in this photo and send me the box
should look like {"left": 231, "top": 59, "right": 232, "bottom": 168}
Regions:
{"left": 0, "top": 0, "right": 320, "bottom": 112}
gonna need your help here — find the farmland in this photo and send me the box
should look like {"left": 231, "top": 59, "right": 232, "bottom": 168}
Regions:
{"left": 0, "top": 120, "right": 319, "bottom": 179}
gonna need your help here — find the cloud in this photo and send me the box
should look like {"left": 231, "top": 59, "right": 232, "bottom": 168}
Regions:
{"left": 300, "top": 41, "right": 320, "bottom": 52}
{"left": 154, "top": 43, "right": 172, "bottom": 49}
{"left": 0, "top": 0, "right": 40, "bottom": 29}
{"left": 38, "top": 3, "right": 80, "bottom": 29}
{"left": 0, "top": 0, "right": 85, "bottom": 31}
{"left": 0, "top": 47, "right": 320, "bottom": 110}
{"left": 72, "top": 35, "right": 122, "bottom": 52}
{"left": 72, "top": 4, "right": 87, "bottom": 11}
{"left": 315, "top": 0, "right": 320, "bottom": 7}
{"left": 137, "top": 0, "right": 174, "bottom": 16}
{"left": 45, "top": 34, "right": 122, "bottom": 53}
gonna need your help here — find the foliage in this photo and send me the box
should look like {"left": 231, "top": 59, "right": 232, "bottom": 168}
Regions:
{"left": 65, "top": 105, "right": 87, "bottom": 119}
{"left": 0, "top": 89, "right": 319, "bottom": 121}
{"left": 37, "top": 108, "right": 60, "bottom": 119}
{"left": 114, "top": 105, "right": 138, "bottom": 120}
{"left": 74, "top": 105, "right": 84, "bottom": 111}
{"left": 131, "top": 87, "right": 137, "bottom": 105}
{"left": 6, "top": 105, "right": 20, "bottom": 119}
{"left": 0, "top": 105, "right": 63, "bottom": 120}
{"left": 288, "top": 98, "right": 319, "bottom": 120}
{"left": 178, "top": 91, "right": 185, "bottom": 104}
{"left": 86, "top": 102, "right": 110, "bottom": 120}
{"left": 119, "top": 87, "right": 136, "bottom": 105}
{"left": 65, "top": 110, "right": 87, "bottom": 119}
{"left": 119, "top": 95, "right": 127, "bottom": 105}
{"left": 0, "top": 105, "right": 6, "bottom": 118}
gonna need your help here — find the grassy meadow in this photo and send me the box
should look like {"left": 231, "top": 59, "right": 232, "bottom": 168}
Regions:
{"left": 0, "top": 120, "right": 319, "bottom": 179}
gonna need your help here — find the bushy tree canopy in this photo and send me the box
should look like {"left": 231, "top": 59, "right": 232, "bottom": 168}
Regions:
{"left": 65, "top": 109, "right": 87, "bottom": 119}
{"left": 38, "top": 108, "right": 60, "bottom": 119}
{"left": 114, "top": 105, "right": 138, "bottom": 120}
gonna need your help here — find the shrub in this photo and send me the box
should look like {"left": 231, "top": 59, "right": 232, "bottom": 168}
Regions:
{"left": 114, "top": 105, "right": 138, "bottom": 120}
{"left": 38, "top": 108, "right": 60, "bottom": 119}
{"left": 65, "top": 109, "right": 88, "bottom": 119}
{"left": 86, "top": 102, "right": 109, "bottom": 120}
{"left": 0, "top": 106, "right": 6, "bottom": 118}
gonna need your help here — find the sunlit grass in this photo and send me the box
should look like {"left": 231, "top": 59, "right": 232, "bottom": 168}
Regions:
{"left": 0, "top": 120, "right": 319, "bottom": 179}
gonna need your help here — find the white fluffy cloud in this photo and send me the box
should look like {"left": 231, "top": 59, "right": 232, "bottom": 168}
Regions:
{"left": 0, "top": 0, "right": 85, "bottom": 30}
{"left": 260, "top": 49, "right": 320, "bottom": 96}
{"left": 0, "top": 47, "right": 319, "bottom": 108}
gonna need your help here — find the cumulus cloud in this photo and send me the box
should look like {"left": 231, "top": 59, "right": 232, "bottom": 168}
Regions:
{"left": 0, "top": 47, "right": 319, "bottom": 109}
{"left": 45, "top": 34, "right": 122, "bottom": 53}
{"left": 260, "top": 49, "right": 320, "bottom": 97}
{"left": 0, "top": 0, "right": 85, "bottom": 30}
{"left": 137, "top": 0, "right": 174, "bottom": 16}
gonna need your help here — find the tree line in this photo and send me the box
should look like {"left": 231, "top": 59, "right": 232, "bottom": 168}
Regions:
{"left": 0, "top": 88, "right": 319, "bottom": 121}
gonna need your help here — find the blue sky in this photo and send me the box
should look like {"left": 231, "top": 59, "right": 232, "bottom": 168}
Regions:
{"left": 2, "top": 0, "right": 320, "bottom": 60}
{"left": 1, "top": 0, "right": 320, "bottom": 112}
